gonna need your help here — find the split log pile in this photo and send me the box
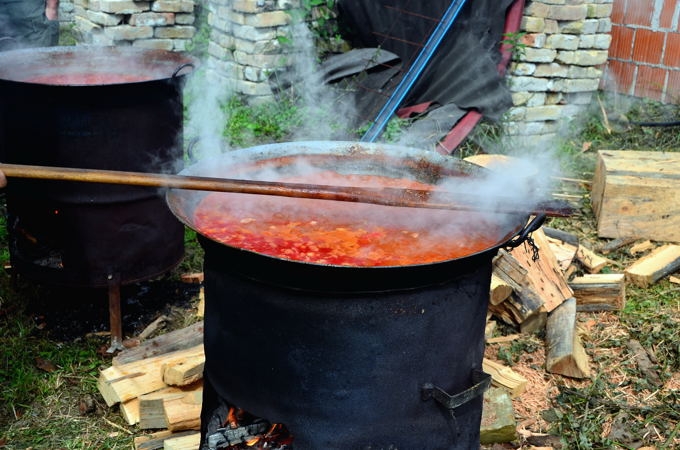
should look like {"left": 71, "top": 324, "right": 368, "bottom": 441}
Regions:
{"left": 469, "top": 153, "right": 680, "bottom": 446}
{"left": 94, "top": 152, "right": 680, "bottom": 449}
{"left": 98, "top": 277, "right": 206, "bottom": 450}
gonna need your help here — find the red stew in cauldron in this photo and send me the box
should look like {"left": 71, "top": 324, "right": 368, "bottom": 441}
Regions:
{"left": 193, "top": 172, "right": 501, "bottom": 267}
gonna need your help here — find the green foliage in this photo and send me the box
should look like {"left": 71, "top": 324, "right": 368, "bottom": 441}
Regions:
{"left": 222, "top": 95, "right": 303, "bottom": 147}
{"left": 501, "top": 31, "right": 528, "bottom": 60}
{"left": 186, "top": 2, "right": 210, "bottom": 59}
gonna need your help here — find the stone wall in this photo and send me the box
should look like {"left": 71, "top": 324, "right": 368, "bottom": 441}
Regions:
{"left": 204, "top": 0, "right": 299, "bottom": 100}
{"left": 503, "top": 0, "right": 613, "bottom": 144}
{"left": 73, "top": 0, "right": 196, "bottom": 51}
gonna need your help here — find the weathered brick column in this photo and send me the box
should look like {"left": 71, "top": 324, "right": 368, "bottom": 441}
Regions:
{"left": 73, "top": 0, "right": 196, "bottom": 51}
{"left": 205, "top": 0, "right": 300, "bottom": 101}
{"left": 503, "top": 0, "right": 613, "bottom": 144}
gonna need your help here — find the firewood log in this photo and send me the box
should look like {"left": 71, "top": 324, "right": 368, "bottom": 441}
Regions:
{"left": 545, "top": 298, "right": 591, "bottom": 379}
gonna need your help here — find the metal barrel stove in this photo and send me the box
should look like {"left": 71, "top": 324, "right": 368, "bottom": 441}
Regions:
{"left": 166, "top": 141, "right": 541, "bottom": 449}
{"left": 0, "top": 46, "right": 196, "bottom": 349}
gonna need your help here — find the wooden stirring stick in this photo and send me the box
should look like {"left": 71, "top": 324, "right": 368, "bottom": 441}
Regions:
{"left": 0, "top": 163, "right": 574, "bottom": 217}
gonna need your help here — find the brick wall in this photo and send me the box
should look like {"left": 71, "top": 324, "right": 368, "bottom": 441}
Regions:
{"left": 73, "top": 0, "right": 196, "bottom": 51}
{"left": 603, "top": 0, "right": 680, "bottom": 103}
{"left": 503, "top": 0, "right": 613, "bottom": 144}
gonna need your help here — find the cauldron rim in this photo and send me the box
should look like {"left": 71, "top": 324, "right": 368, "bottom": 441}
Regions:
{"left": 0, "top": 45, "right": 197, "bottom": 86}
{"left": 167, "top": 141, "right": 531, "bottom": 273}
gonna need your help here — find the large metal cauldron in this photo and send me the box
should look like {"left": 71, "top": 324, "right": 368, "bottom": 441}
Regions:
{"left": 0, "top": 46, "right": 196, "bottom": 287}
{"left": 167, "top": 141, "right": 539, "bottom": 449}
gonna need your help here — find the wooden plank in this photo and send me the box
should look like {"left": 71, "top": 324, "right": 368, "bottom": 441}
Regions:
{"left": 134, "top": 430, "right": 196, "bottom": 450}
{"left": 163, "top": 432, "right": 201, "bottom": 450}
{"left": 163, "top": 354, "right": 205, "bottom": 387}
{"left": 121, "top": 398, "right": 140, "bottom": 426}
{"left": 545, "top": 298, "right": 591, "bottom": 379}
{"left": 164, "top": 387, "right": 203, "bottom": 432}
{"left": 575, "top": 244, "right": 611, "bottom": 274}
{"left": 139, "top": 386, "right": 189, "bottom": 430}
{"left": 570, "top": 273, "right": 626, "bottom": 312}
{"left": 113, "top": 321, "right": 204, "bottom": 366}
{"left": 591, "top": 150, "right": 680, "bottom": 242}
{"left": 98, "top": 344, "right": 204, "bottom": 406}
{"left": 489, "top": 274, "right": 513, "bottom": 306}
{"left": 625, "top": 244, "right": 680, "bottom": 287}
{"left": 482, "top": 358, "right": 528, "bottom": 398}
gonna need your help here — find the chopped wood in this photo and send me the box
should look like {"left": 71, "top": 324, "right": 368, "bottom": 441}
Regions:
{"left": 163, "top": 354, "right": 205, "bottom": 387}
{"left": 482, "top": 358, "right": 528, "bottom": 398}
{"left": 629, "top": 240, "right": 654, "bottom": 256}
{"left": 139, "top": 386, "right": 193, "bottom": 430}
{"left": 137, "top": 315, "right": 168, "bottom": 341}
{"left": 575, "top": 244, "right": 611, "bottom": 273}
{"left": 544, "top": 235, "right": 579, "bottom": 273}
{"left": 98, "top": 344, "right": 204, "bottom": 406}
{"left": 485, "top": 320, "right": 497, "bottom": 341}
{"left": 196, "top": 286, "right": 205, "bottom": 318}
{"left": 508, "top": 228, "right": 573, "bottom": 312}
{"left": 480, "top": 387, "right": 517, "bottom": 445}
{"left": 570, "top": 273, "right": 626, "bottom": 312}
{"left": 180, "top": 272, "right": 204, "bottom": 284}
{"left": 598, "top": 235, "right": 638, "bottom": 254}
{"left": 121, "top": 398, "right": 140, "bottom": 425}
{"left": 490, "top": 249, "right": 544, "bottom": 325}
{"left": 163, "top": 432, "right": 201, "bottom": 450}
{"left": 543, "top": 227, "right": 579, "bottom": 247}
{"left": 625, "top": 244, "right": 680, "bottom": 287}
{"left": 134, "top": 430, "right": 197, "bottom": 450}
{"left": 486, "top": 334, "right": 521, "bottom": 344}
{"left": 545, "top": 298, "right": 591, "bottom": 379}
{"left": 591, "top": 150, "right": 680, "bottom": 242}
{"left": 520, "top": 307, "right": 547, "bottom": 334}
{"left": 113, "top": 321, "right": 204, "bottom": 366}
{"left": 626, "top": 339, "right": 662, "bottom": 387}
{"left": 164, "top": 387, "right": 202, "bottom": 432}
{"left": 670, "top": 275, "right": 680, "bottom": 285}
{"left": 489, "top": 274, "right": 513, "bottom": 305}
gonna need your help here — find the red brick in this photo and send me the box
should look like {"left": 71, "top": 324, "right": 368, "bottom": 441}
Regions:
{"left": 663, "top": 32, "right": 680, "bottom": 67}
{"left": 603, "top": 60, "right": 635, "bottom": 95}
{"left": 625, "top": 0, "right": 654, "bottom": 27}
{"left": 611, "top": 0, "right": 627, "bottom": 24}
{"left": 610, "top": 25, "right": 634, "bottom": 60}
{"left": 634, "top": 65, "right": 666, "bottom": 101}
{"left": 660, "top": 0, "right": 676, "bottom": 30}
{"left": 632, "top": 28, "right": 665, "bottom": 64}
{"left": 665, "top": 70, "right": 680, "bottom": 103}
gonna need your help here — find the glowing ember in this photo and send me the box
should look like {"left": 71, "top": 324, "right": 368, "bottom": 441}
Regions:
{"left": 193, "top": 172, "right": 502, "bottom": 267}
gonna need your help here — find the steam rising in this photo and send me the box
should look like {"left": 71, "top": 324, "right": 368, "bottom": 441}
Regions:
{"left": 179, "top": 13, "right": 567, "bottom": 248}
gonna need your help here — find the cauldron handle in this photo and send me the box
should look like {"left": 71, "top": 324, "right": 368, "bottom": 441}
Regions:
{"left": 421, "top": 370, "right": 491, "bottom": 410}
{"left": 503, "top": 213, "right": 546, "bottom": 258}
{"left": 172, "top": 63, "right": 195, "bottom": 78}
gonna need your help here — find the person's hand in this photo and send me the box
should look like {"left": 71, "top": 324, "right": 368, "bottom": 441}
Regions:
{"left": 0, "top": 170, "right": 6, "bottom": 188}
{"left": 45, "top": 0, "right": 59, "bottom": 21}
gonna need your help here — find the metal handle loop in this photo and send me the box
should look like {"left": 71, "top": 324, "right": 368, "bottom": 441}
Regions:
{"left": 172, "top": 62, "right": 195, "bottom": 78}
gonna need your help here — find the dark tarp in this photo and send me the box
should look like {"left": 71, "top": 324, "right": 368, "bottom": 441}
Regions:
{"left": 0, "top": 0, "right": 59, "bottom": 51}
{"left": 313, "top": 0, "right": 517, "bottom": 147}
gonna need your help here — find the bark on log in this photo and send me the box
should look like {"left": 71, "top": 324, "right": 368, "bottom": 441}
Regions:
{"left": 545, "top": 298, "right": 591, "bottom": 379}
{"left": 570, "top": 273, "right": 626, "bottom": 312}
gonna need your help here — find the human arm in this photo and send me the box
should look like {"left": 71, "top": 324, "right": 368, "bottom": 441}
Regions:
{"left": 45, "top": 0, "right": 59, "bottom": 20}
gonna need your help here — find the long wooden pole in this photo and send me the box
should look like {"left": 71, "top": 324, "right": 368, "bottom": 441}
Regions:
{"left": 0, "top": 163, "right": 574, "bottom": 217}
